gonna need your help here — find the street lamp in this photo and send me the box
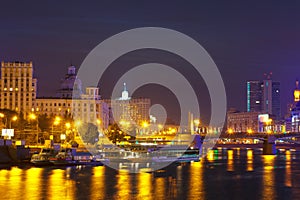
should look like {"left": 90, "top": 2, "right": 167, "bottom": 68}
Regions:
{"left": 10, "top": 116, "right": 18, "bottom": 129}
{"left": 247, "top": 128, "right": 253, "bottom": 135}
{"left": 52, "top": 116, "right": 61, "bottom": 134}
{"left": 29, "top": 113, "right": 39, "bottom": 145}
{"left": 227, "top": 128, "right": 234, "bottom": 134}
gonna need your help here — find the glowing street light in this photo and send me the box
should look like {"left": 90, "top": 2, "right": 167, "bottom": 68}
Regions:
{"left": 29, "top": 113, "right": 37, "bottom": 120}
{"left": 29, "top": 113, "right": 39, "bottom": 145}
{"left": 12, "top": 116, "right": 18, "bottom": 121}
{"left": 247, "top": 128, "right": 253, "bottom": 134}
{"left": 227, "top": 128, "right": 234, "bottom": 134}
{"left": 65, "top": 122, "right": 71, "bottom": 129}
{"left": 142, "top": 121, "right": 149, "bottom": 128}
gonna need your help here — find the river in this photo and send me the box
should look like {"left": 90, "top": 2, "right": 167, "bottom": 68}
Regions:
{"left": 0, "top": 148, "right": 299, "bottom": 200}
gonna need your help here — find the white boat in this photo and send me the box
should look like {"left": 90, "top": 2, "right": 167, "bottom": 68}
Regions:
{"left": 30, "top": 148, "right": 57, "bottom": 166}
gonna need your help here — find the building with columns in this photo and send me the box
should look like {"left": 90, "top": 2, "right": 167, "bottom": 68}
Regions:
{"left": 35, "top": 87, "right": 109, "bottom": 130}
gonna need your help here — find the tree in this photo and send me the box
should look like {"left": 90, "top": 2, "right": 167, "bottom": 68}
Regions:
{"left": 105, "top": 123, "right": 136, "bottom": 144}
{"left": 78, "top": 122, "right": 99, "bottom": 144}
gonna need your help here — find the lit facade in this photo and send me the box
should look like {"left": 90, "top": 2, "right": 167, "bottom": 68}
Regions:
{"left": 227, "top": 111, "right": 261, "bottom": 133}
{"left": 35, "top": 87, "right": 109, "bottom": 130}
{"left": 0, "top": 61, "right": 37, "bottom": 116}
{"left": 105, "top": 83, "right": 150, "bottom": 125}
{"left": 286, "top": 81, "right": 300, "bottom": 132}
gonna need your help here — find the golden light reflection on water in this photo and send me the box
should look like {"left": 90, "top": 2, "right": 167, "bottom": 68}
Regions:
{"left": 227, "top": 150, "right": 234, "bottom": 171}
{"left": 236, "top": 148, "right": 240, "bottom": 158}
{"left": 285, "top": 150, "right": 292, "bottom": 187}
{"left": 24, "top": 168, "right": 43, "bottom": 200}
{"left": 48, "top": 168, "right": 75, "bottom": 200}
{"left": 115, "top": 170, "right": 131, "bottom": 200}
{"left": 188, "top": 161, "right": 204, "bottom": 200}
{"left": 262, "top": 155, "right": 275, "bottom": 200}
{"left": 138, "top": 172, "right": 153, "bottom": 200}
{"left": 207, "top": 150, "right": 214, "bottom": 162}
{"left": 154, "top": 177, "right": 165, "bottom": 200}
{"left": 6, "top": 167, "right": 22, "bottom": 199}
{"left": 247, "top": 149, "right": 254, "bottom": 171}
{"left": 91, "top": 166, "right": 105, "bottom": 199}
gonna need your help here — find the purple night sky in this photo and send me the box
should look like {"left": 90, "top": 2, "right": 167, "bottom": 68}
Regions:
{"left": 1, "top": 1, "right": 300, "bottom": 123}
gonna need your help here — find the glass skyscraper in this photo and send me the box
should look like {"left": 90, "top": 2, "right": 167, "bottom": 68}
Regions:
{"left": 247, "top": 79, "right": 281, "bottom": 119}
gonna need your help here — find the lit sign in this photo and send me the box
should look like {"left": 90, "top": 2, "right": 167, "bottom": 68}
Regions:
{"left": 2, "top": 129, "right": 14, "bottom": 139}
{"left": 258, "top": 114, "right": 269, "bottom": 123}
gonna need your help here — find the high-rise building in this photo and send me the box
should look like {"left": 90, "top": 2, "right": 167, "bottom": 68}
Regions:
{"left": 0, "top": 61, "right": 37, "bottom": 116}
{"left": 247, "top": 77, "right": 281, "bottom": 119}
{"left": 247, "top": 81, "right": 263, "bottom": 112}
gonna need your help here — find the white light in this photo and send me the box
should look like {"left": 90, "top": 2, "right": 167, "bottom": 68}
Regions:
{"left": 255, "top": 101, "right": 260, "bottom": 104}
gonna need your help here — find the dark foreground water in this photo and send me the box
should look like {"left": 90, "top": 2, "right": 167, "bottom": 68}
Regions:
{"left": 0, "top": 148, "right": 299, "bottom": 200}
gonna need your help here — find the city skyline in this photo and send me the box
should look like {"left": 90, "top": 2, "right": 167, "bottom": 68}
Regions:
{"left": 1, "top": 2, "right": 300, "bottom": 114}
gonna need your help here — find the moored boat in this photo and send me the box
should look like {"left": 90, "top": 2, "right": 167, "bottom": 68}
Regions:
{"left": 30, "top": 148, "right": 57, "bottom": 166}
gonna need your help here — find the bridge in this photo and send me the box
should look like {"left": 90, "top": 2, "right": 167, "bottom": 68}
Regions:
{"left": 218, "top": 132, "right": 300, "bottom": 154}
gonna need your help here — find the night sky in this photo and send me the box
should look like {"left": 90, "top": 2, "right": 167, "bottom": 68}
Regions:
{"left": 1, "top": 1, "right": 300, "bottom": 123}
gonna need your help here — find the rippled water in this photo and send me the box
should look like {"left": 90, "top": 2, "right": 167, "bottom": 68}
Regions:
{"left": 0, "top": 148, "right": 299, "bottom": 200}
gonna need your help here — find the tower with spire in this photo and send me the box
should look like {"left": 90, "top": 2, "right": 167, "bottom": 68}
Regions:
{"left": 120, "top": 82, "right": 130, "bottom": 100}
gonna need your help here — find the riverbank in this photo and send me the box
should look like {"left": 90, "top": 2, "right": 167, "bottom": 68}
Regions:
{"left": 215, "top": 143, "right": 300, "bottom": 150}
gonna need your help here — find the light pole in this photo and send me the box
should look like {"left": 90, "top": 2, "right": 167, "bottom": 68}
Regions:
{"left": 29, "top": 113, "right": 39, "bottom": 145}
{"left": 9, "top": 116, "right": 18, "bottom": 129}
{"left": 51, "top": 116, "right": 61, "bottom": 141}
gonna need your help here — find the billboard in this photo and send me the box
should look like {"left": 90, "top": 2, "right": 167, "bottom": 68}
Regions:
{"left": 258, "top": 114, "right": 269, "bottom": 123}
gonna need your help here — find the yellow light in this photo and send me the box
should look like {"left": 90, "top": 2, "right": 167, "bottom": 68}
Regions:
{"left": 247, "top": 129, "right": 253, "bottom": 134}
{"left": 65, "top": 122, "right": 71, "bottom": 129}
{"left": 267, "top": 129, "right": 272, "bottom": 134}
{"left": 29, "top": 113, "right": 36, "bottom": 120}
{"left": 142, "top": 121, "right": 149, "bottom": 128}
{"left": 53, "top": 120, "right": 60, "bottom": 126}
{"left": 54, "top": 116, "right": 61, "bottom": 122}
{"left": 227, "top": 128, "right": 233, "bottom": 134}
{"left": 0, "top": 113, "right": 4, "bottom": 118}
{"left": 12, "top": 116, "right": 18, "bottom": 121}
{"left": 193, "top": 119, "right": 200, "bottom": 126}
{"left": 294, "top": 90, "right": 300, "bottom": 102}
{"left": 96, "top": 119, "right": 101, "bottom": 124}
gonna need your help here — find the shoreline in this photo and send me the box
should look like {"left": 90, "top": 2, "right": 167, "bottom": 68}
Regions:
{"left": 214, "top": 143, "right": 300, "bottom": 150}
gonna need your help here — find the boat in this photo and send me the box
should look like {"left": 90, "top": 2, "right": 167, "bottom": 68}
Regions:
{"left": 98, "top": 145, "right": 200, "bottom": 164}
{"left": 30, "top": 148, "right": 57, "bottom": 166}
{"left": 49, "top": 148, "right": 105, "bottom": 166}
{"left": 49, "top": 148, "right": 77, "bottom": 166}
